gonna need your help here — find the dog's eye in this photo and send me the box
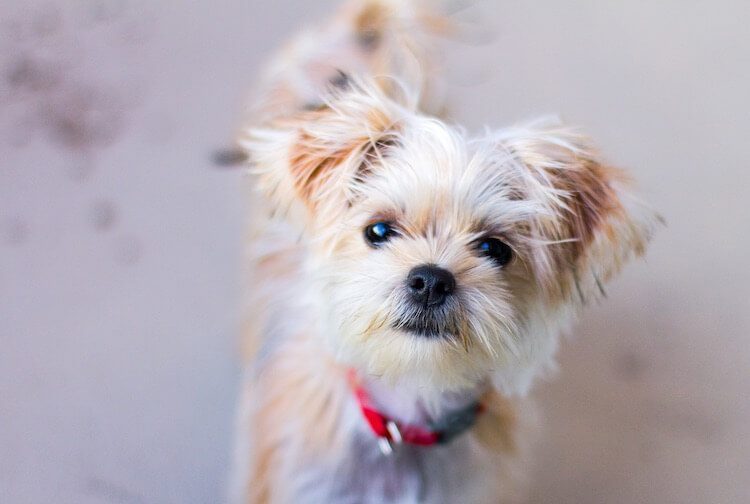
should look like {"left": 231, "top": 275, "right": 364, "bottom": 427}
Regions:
{"left": 364, "top": 222, "right": 397, "bottom": 246}
{"left": 476, "top": 237, "right": 513, "bottom": 267}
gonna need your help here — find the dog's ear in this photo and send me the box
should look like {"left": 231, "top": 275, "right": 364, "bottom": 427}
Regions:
{"left": 497, "top": 122, "right": 660, "bottom": 303}
{"left": 241, "top": 83, "right": 403, "bottom": 218}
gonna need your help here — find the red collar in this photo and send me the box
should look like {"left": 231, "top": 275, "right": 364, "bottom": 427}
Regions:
{"left": 348, "top": 370, "right": 484, "bottom": 453}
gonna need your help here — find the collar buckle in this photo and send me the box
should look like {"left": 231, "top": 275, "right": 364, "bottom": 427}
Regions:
{"left": 386, "top": 420, "right": 403, "bottom": 444}
{"left": 377, "top": 437, "right": 393, "bottom": 455}
{"left": 378, "top": 421, "right": 402, "bottom": 455}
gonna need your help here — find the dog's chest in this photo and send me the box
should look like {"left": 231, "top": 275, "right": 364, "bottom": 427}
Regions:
{"left": 283, "top": 427, "right": 500, "bottom": 504}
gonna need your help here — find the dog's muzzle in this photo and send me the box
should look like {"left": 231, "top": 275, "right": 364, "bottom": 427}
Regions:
{"left": 395, "top": 264, "right": 460, "bottom": 337}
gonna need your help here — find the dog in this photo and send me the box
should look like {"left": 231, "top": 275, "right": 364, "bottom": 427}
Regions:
{"left": 230, "top": 1, "right": 659, "bottom": 502}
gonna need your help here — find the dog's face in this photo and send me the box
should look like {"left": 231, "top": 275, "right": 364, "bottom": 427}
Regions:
{"left": 245, "top": 85, "right": 657, "bottom": 393}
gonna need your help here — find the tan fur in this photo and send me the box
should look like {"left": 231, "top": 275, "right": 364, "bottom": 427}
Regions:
{"left": 473, "top": 389, "right": 520, "bottom": 454}
{"left": 244, "top": 331, "right": 351, "bottom": 503}
{"left": 285, "top": 105, "right": 398, "bottom": 208}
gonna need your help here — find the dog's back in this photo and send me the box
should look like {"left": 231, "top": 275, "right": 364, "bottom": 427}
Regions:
{"left": 246, "top": 0, "right": 451, "bottom": 124}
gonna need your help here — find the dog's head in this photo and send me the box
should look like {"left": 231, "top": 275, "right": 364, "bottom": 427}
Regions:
{"left": 243, "top": 83, "right": 658, "bottom": 394}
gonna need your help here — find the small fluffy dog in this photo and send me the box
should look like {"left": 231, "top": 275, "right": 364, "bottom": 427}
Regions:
{"left": 231, "top": 1, "right": 659, "bottom": 502}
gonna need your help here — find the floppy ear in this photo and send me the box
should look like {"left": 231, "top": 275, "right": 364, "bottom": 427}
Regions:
{"left": 498, "top": 122, "right": 660, "bottom": 303}
{"left": 240, "top": 84, "right": 403, "bottom": 219}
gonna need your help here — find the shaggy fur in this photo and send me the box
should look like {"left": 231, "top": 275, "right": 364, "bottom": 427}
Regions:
{"left": 230, "top": 1, "right": 659, "bottom": 502}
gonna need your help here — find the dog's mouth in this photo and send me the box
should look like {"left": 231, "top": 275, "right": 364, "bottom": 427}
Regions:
{"left": 397, "top": 321, "right": 446, "bottom": 338}
{"left": 392, "top": 311, "right": 458, "bottom": 339}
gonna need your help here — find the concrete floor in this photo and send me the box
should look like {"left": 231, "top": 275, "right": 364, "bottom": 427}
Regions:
{"left": 1, "top": 1, "right": 749, "bottom": 503}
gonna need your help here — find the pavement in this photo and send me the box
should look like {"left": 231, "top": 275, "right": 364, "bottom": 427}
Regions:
{"left": 1, "top": 1, "right": 749, "bottom": 503}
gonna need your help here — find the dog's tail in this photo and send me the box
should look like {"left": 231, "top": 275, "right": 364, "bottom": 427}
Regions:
{"left": 249, "top": 0, "right": 454, "bottom": 123}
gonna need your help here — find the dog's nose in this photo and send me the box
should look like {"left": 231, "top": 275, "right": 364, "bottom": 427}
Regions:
{"left": 406, "top": 265, "right": 456, "bottom": 307}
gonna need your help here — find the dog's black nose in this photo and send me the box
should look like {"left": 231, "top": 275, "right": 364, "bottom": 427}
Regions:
{"left": 407, "top": 265, "right": 456, "bottom": 307}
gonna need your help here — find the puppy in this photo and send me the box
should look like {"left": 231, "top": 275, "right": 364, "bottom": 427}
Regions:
{"left": 231, "top": 1, "right": 659, "bottom": 502}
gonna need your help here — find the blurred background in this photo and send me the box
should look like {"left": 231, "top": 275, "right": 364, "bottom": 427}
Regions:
{"left": 1, "top": 1, "right": 748, "bottom": 503}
